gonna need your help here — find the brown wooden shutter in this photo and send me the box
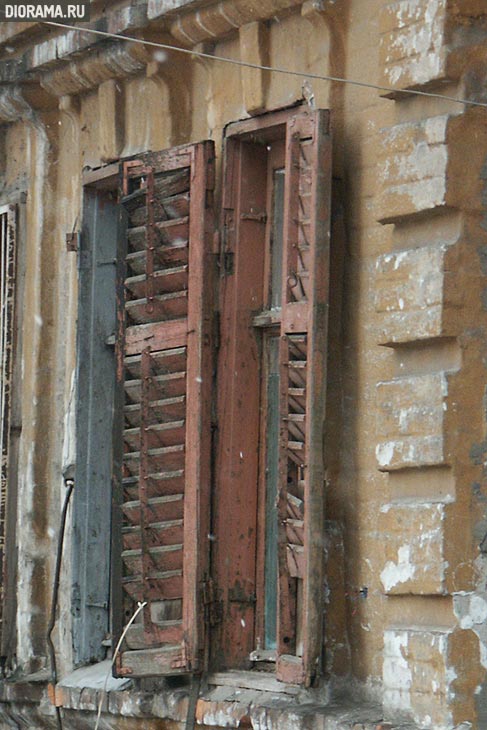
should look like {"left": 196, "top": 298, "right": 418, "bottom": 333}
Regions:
{"left": 276, "top": 109, "right": 331, "bottom": 686}
{"left": 113, "top": 142, "right": 215, "bottom": 677}
{"left": 0, "top": 204, "right": 17, "bottom": 656}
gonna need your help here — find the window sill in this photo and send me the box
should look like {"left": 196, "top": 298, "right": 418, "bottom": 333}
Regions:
{"left": 58, "top": 659, "right": 131, "bottom": 694}
{"left": 252, "top": 308, "right": 282, "bottom": 328}
{"left": 0, "top": 668, "right": 416, "bottom": 730}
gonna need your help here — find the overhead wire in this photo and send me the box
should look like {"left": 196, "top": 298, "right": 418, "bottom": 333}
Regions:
{"left": 41, "top": 20, "right": 487, "bottom": 110}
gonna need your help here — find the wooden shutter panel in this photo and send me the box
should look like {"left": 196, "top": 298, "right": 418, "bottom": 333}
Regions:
{"left": 0, "top": 205, "right": 16, "bottom": 656}
{"left": 276, "top": 109, "right": 331, "bottom": 686}
{"left": 113, "top": 142, "right": 215, "bottom": 677}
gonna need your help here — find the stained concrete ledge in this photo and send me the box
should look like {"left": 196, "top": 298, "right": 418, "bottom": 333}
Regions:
{"left": 58, "top": 660, "right": 132, "bottom": 693}
{"left": 0, "top": 668, "right": 425, "bottom": 730}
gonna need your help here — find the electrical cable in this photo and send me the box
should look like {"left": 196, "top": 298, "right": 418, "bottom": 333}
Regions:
{"left": 46, "top": 477, "right": 75, "bottom": 730}
{"left": 40, "top": 20, "right": 487, "bottom": 110}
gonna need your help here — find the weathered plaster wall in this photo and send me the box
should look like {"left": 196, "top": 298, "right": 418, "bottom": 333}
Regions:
{"left": 6, "top": 116, "right": 57, "bottom": 674}
{"left": 372, "top": 2, "right": 487, "bottom": 727}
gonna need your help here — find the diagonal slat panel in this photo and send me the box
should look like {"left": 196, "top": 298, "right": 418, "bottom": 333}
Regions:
{"left": 276, "top": 109, "right": 331, "bottom": 687}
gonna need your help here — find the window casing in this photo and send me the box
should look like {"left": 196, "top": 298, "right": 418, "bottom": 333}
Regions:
{"left": 103, "top": 106, "right": 330, "bottom": 686}
{"left": 0, "top": 200, "right": 23, "bottom": 669}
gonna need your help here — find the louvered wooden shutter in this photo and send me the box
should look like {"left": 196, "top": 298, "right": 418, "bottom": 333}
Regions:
{"left": 0, "top": 205, "right": 16, "bottom": 655}
{"left": 276, "top": 109, "right": 331, "bottom": 686}
{"left": 113, "top": 142, "right": 215, "bottom": 677}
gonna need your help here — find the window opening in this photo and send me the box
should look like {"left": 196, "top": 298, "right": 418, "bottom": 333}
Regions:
{"left": 269, "top": 168, "right": 284, "bottom": 310}
{"left": 260, "top": 142, "right": 285, "bottom": 654}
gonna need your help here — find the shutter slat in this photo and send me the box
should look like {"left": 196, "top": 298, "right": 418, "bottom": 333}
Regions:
{"left": 125, "top": 621, "right": 183, "bottom": 649}
{"left": 124, "top": 397, "right": 185, "bottom": 427}
{"left": 125, "top": 347, "right": 186, "bottom": 376}
{"left": 123, "top": 520, "right": 183, "bottom": 550}
{"left": 124, "top": 371, "right": 186, "bottom": 401}
{"left": 114, "top": 141, "right": 215, "bottom": 675}
{"left": 122, "top": 470, "right": 184, "bottom": 502}
{"left": 122, "top": 572, "right": 183, "bottom": 602}
{"left": 126, "top": 291, "right": 188, "bottom": 323}
{"left": 122, "top": 544, "right": 183, "bottom": 574}
{"left": 127, "top": 217, "right": 189, "bottom": 250}
{"left": 125, "top": 265, "right": 188, "bottom": 298}
{"left": 124, "top": 318, "right": 187, "bottom": 355}
{"left": 124, "top": 421, "right": 186, "bottom": 450}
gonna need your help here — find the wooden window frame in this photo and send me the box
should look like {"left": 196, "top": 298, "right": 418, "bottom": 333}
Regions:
{"left": 73, "top": 169, "right": 120, "bottom": 666}
{"left": 214, "top": 106, "right": 331, "bottom": 686}
{"left": 0, "top": 194, "right": 25, "bottom": 670}
{"left": 80, "top": 110, "right": 330, "bottom": 686}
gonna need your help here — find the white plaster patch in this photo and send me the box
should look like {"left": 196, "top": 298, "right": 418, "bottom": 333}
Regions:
{"left": 424, "top": 114, "right": 448, "bottom": 143}
{"left": 383, "top": 0, "right": 447, "bottom": 87}
{"left": 395, "top": 142, "right": 447, "bottom": 181}
{"left": 392, "top": 175, "right": 447, "bottom": 212}
{"left": 200, "top": 706, "right": 242, "bottom": 728}
{"left": 376, "top": 441, "right": 394, "bottom": 467}
{"left": 470, "top": 595, "right": 487, "bottom": 624}
{"left": 62, "top": 369, "right": 76, "bottom": 474}
{"left": 383, "top": 629, "right": 412, "bottom": 711}
{"left": 381, "top": 544, "right": 415, "bottom": 591}
{"left": 453, "top": 556, "right": 487, "bottom": 670}
{"left": 445, "top": 661, "right": 458, "bottom": 703}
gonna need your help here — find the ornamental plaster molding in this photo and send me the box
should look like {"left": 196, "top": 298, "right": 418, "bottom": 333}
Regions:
{"left": 168, "top": 0, "right": 306, "bottom": 46}
{"left": 0, "top": 85, "right": 33, "bottom": 123}
{"left": 40, "top": 41, "right": 150, "bottom": 97}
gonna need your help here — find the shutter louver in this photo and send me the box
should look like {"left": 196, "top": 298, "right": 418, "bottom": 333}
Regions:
{"left": 276, "top": 109, "right": 331, "bottom": 686}
{"left": 113, "top": 142, "right": 215, "bottom": 677}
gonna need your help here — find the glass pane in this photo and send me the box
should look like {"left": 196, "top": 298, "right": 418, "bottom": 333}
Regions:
{"left": 270, "top": 168, "right": 285, "bottom": 309}
{"left": 264, "top": 336, "right": 280, "bottom": 649}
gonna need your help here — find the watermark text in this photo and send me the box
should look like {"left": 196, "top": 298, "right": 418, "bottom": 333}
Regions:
{"left": 0, "top": 2, "right": 90, "bottom": 21}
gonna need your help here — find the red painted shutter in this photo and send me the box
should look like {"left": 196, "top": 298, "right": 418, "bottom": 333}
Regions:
{"left": 113, "top": 142, "right": 215, "bottom": 676}
{"left": 276, "top": 109, "right": 331, "bottom": 686}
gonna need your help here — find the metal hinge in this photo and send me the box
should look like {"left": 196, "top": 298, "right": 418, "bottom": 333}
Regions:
{"left": 66, "top": 231, "right": 80, "bottom": 252}
{"left": 213, "top": 310, "right": 220, "bottom": 352}
{"left": 228, "top": 585, "right": 256, "bottom": 605}
{"left": 203, "top": 578, "right": 222, "bottom": 627}
{"left": 240, "top": 211, "right": 267, "bottom": 223}
{"left": 223, "top": 251, "right": 234, "bottom": 276}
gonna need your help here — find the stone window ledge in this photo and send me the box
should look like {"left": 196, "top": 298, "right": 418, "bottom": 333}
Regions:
{"left": 0, "top": 664, "right": 421, "bottom": 730}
